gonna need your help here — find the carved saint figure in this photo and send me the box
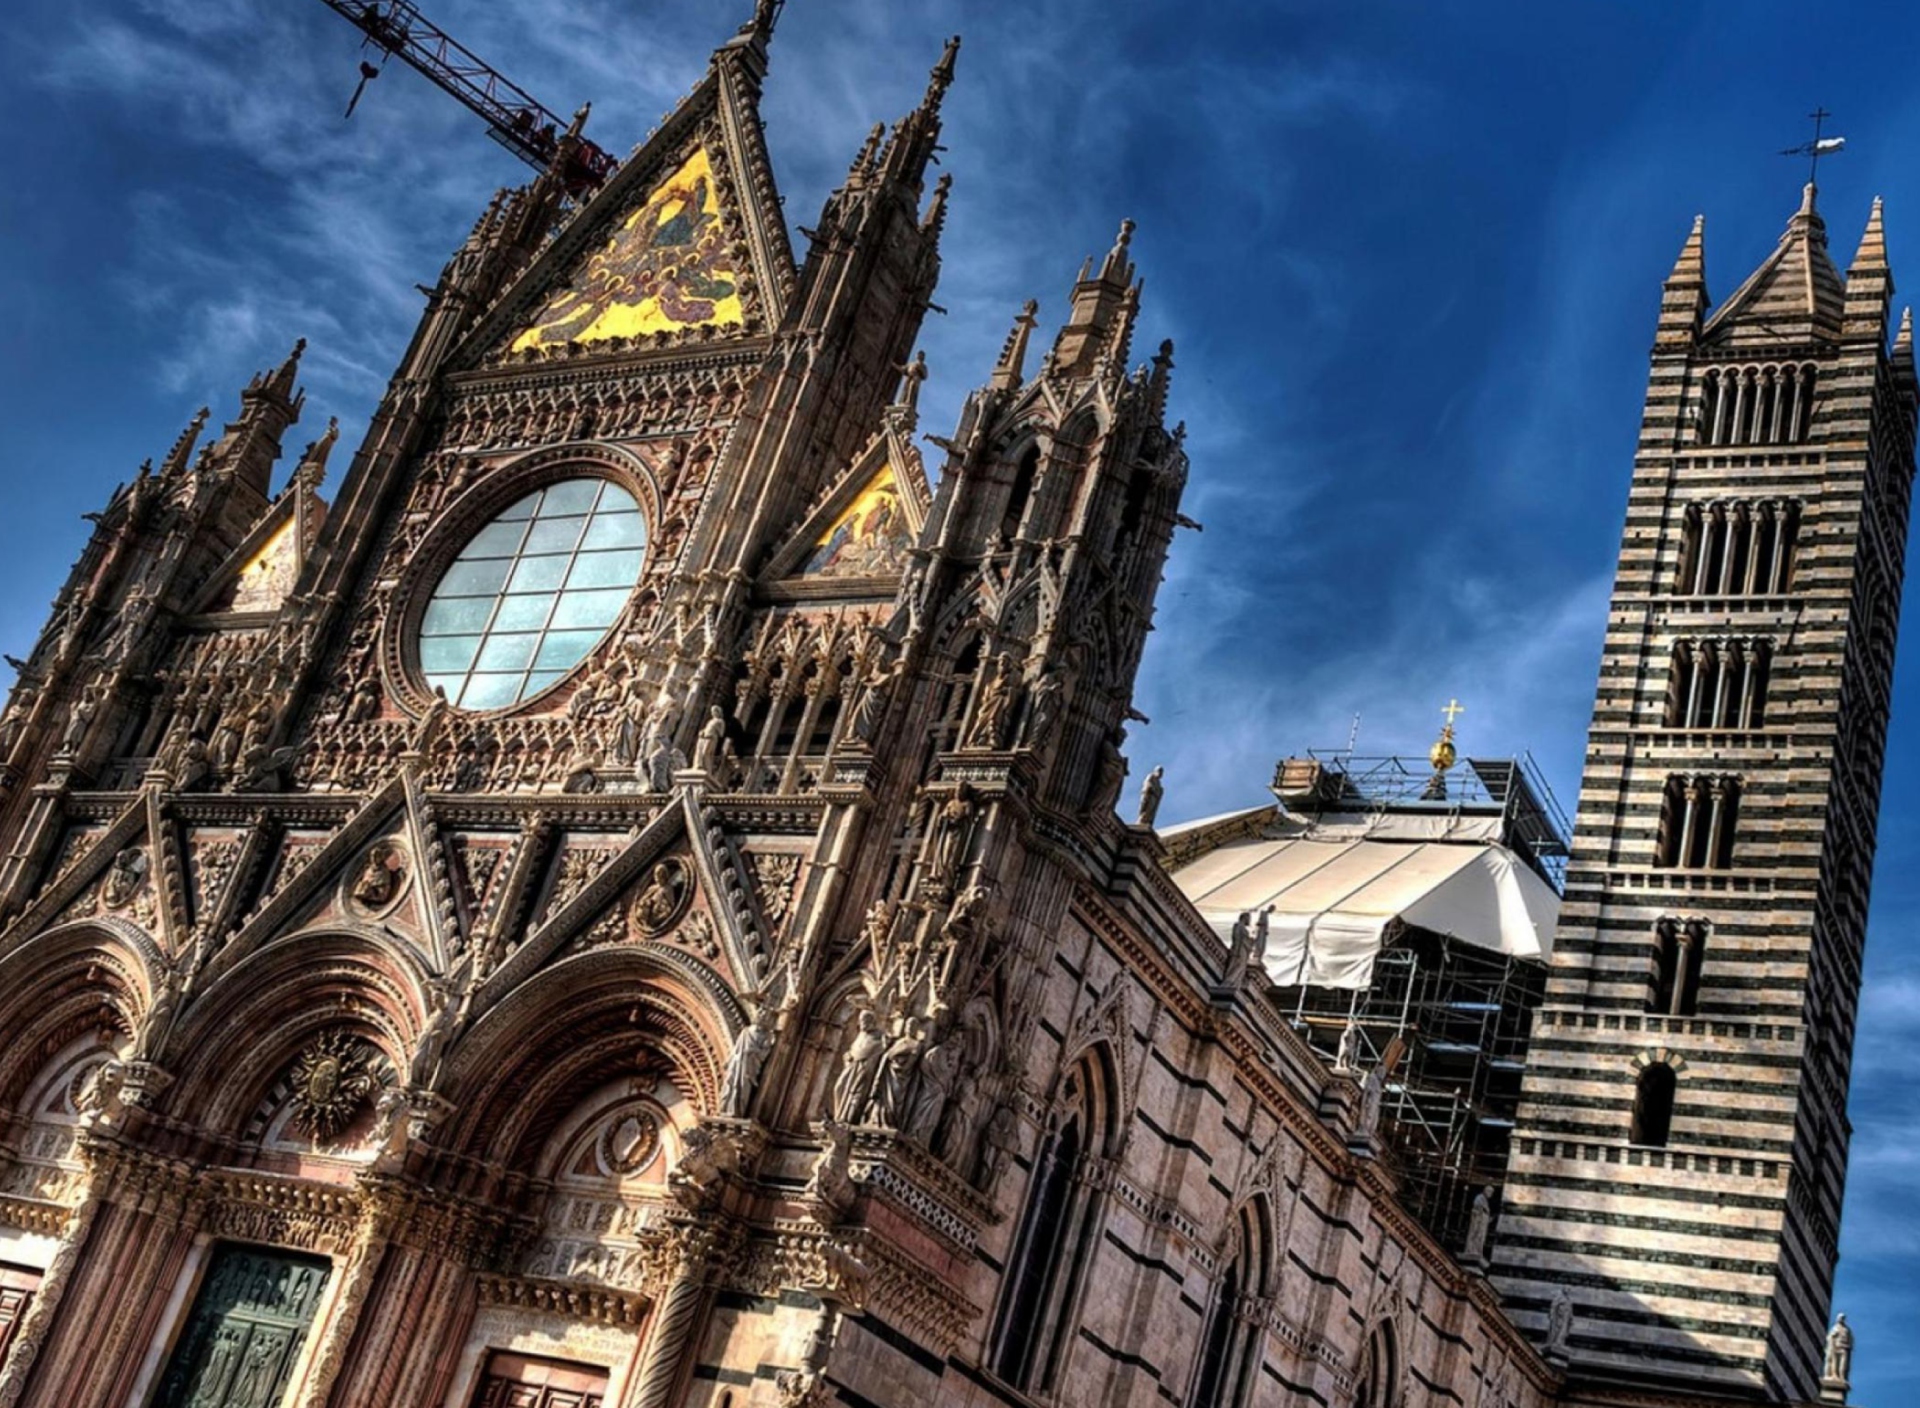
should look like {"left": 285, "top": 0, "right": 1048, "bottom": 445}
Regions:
{"left": 1335, "top": 1019, "right": 1363, "bottom": 1074}
{"left": 1251, "top": 908, "right": 1271, "bottom": 968}
{"left": 1463, "top": 1187, "right": 1493, "bottom": 1265}
{"left": 350, "top": 843, "right": 405, "bottom": 911}
{"left": 1545, "top": 1286, "right": 1575, "bottom": 1357}
{"left": 869, "top": 1016, "right": 929, "bottom": 1128}
{"left": 694, "top": 704, "right": 728, "bottom": 777}
{"left": 408, "top": 983, "right": 458, "bottom": 1091}
{"left": 1824, "top": 1312, "right": 1853, "bottom": 1383}
{"left": 102, "top": 846, "right": 149, "bottom": 910}
{"left": 851, "top": 654, "right": 907, "bottom": 742}
{"left": 966, "top": 653, "right": 1014, "bottom": 750}
{"left": 720, "top": 1005, "right": 776, "bottom": 1117}
{"left": 1136, "top": 764, "right": 1165, "bottom": 827}
{"left": 907, "top": 1031, "right": 959, "bottom": 1145}
{"left": 1359, "top": 1064, "right": 1385, "bottom": 1136}
{"left": 632, "top": 858, "right": 692, "bottom": 936}
{"left": 832, "top": 1011, "right": 886, "bottom": 1124}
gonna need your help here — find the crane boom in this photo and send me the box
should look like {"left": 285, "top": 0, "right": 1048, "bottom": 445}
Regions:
{"left": 319, "top": 0, "right": 617, "bottom": 194}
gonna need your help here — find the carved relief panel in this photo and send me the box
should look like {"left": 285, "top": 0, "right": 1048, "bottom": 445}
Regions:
{"left": 152, "top": 1245, "right": 332, "bottom": 1408}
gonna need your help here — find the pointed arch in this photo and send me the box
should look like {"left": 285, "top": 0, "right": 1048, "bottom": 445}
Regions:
{"left": 0, "top": 920, "right": 157, "bottom": 1113}
{"left": 160, "top": 926, "right": 430, "bottom": 1141}
{"left": 989, "top": 1042, "right": 1116, "bottom": 1391}
{"left": 1191, "top": 1194, "right": 1273, "bottom": 1408}
{"left": 432, "top": 947, "right": 736, "bottom": 1171}
{"left": 1355, "top": 1318, "right": 1402, "bottom": 1408}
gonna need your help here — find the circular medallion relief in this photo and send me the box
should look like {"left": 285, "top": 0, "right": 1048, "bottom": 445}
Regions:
{"left": 417, "top": 478, "right": 646, "bottom": 711}
{"left": 600, "top": 1109, "right": 662, "bottom": 1176}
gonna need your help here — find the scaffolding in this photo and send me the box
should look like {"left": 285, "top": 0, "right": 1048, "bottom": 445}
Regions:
{"left": 1281, "top": 925, "right": 1544, "bottom": 1253}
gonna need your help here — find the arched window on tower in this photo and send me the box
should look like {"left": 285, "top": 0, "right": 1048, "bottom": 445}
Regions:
{"left": 1656, "top": 774, "right": 1740, "bottom": 869}
{"left": 1697, "top": 363, "right": 1816, "bottom": 446}
{"left": 1354, "top": 1320, "right": 1401, "bottom": 1408}
{"left": 1665, "top": 638, "right": 1771, "bottom": 729}
{"left": 1674, "top": 501, "right": 1800, "bottom": 596}
{"left": 991, "top": 1051, "right": 1112, "bottom": 1392}
{"left": 1630, "top": 1062, "right": 1678, "bottom": 1147}
{"left": 1191, "top": 1199, "right": 1272, "bottom": 1408}
{"left": 1650, "top": 919, "right": 1709, "bottom": 1017}
{"left": 1002, "top": 447, "right": 1039, "bottom": 544}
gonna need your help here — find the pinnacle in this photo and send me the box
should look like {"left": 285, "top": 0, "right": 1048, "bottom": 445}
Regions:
{"left": 925, "top": 35, "right": 961, "bottom": 108}
{"left": 1848, "top": 196, "right": 1888, "bottom": 274}
{"left": 1667, "top": 214, "right": 1706, "bottom": 287}
{"left": 1098, "top": 218, "right": 1137, "bottom": 284}
{"left": 262, "top": 339, "right": 307, "bottom": 400}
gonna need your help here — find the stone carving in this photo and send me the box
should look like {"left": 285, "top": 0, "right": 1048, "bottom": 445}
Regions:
{"left": 719, "top": 1005, "right": 776, "bottom": 1117}
{"left": 632, "top": 856, "right": 694, "bottom": 936}
{"left": 347, "top": 841, "right": 407, "bottom": 914}
{"left": 1823, "top": 1313, "right": 1852, "bottom": 1385}
{"left": 601, "top": 1110, "right": 662, "bottom": 1175}
{"left": 832, "top": 1011, "right": 886, "bottom": 1124}
{"left": 1545, "top": 1286, "right": 1575, "bottom": 1359}
{"left": 803, "top": 1119, "right": 857, "bottom": 1224}
{"left": 868, "top": 1016, "right": 929, "bottom": 1128}
{"left": 101, "top": 847, "right": 149, "bottom": 911}
{"left": 1336, "top": 1019, "right": 1363, "bottom": 1074}
{"left": 694, "top": 704, "right": 728, "bottom": 776}
{"left": 287, "top": 1031, "right": 381, "bottom": 1142}
{"left": 749, "top": 852, "right": 800, "bottom": 933}
{"left": 1462, "top": 1187, "right": 1492, "bottom": 1267}
{"left": 965, "top": 653, "right": 1013, "bottom": 749}
{"left": 1136, "top": 764, "right": 1164, "bottom": 826}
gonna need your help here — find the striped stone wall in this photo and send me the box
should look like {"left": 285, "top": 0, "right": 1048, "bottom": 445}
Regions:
{"left": 1492, "top": 198, "right": 1917, "bottom": 1401}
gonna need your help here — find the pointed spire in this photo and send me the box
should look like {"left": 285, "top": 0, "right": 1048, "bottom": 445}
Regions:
{"left": 991, "top": 300, "right": 1040, "bottom": 391}
{"left": 925, "top": 35, "right": 961, "bottom": 113}
{"left": 294, "top": 417, "right": 339, "bottom": 491}
{"left": 922, "top": 171, "right": 952, "bottom": 238}
{"left": 1849, "top": 196, "right": 1887, "bottom": 273}
{"left": 1147, "top": 338, "right": 1176, "bottom": 423}
{"left": 848, "top": 122, "right": 885, "bottom": 184}
{"left": 1894, "top": 307, "right": 1914, "bottom": 389}
{"left": 1100, "top": 219, "right": 1137, "bottom": 285}
{"left": 1702, "top": 186, "right": 1845, "bottom": 345}
{"left": 1655, "top": 214, "right": 1708, "bottom": 347}
{"left": 257, "top": 339, "right": 306, "bottom": 403}
{"left": 1844, "top": 196, "right": 1894, "bottom": 337}
{"left": 161, "top": 407, "right": 211, "bottom": 477}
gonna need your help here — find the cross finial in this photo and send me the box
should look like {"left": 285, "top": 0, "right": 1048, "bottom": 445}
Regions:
{"left": 1780, "top": 107, "right": 1845, "bottom": 190}
{"left": 1442, "top": 698, "right": 1465, "bottom": 727}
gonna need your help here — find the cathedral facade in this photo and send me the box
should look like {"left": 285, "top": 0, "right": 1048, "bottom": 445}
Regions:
{"left": 0, "top": 10, "right": 1906, "bottom": 1408}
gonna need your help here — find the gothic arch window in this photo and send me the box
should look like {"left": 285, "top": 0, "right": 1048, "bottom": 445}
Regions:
{"left": 991, "top": 1048, "right": 1113, "bottom": 1391}
{"left": 1192, "top": 1199, "right": 1272, "bottom": 1408}
{"left": 1630, "top": 1062, "right": 1678, "bottom": 1147}
{"left": 1656, "top": 774, "right": 1740, "bottom": 869}
{"left": 1651, "top": 919, "right": 1709, "bottom": 1017}
{"left": 1354, "top": 1320, "right": 1401, "bottom": 1408}
{"left": 1674, "top": 501, "right": 1799, "bottom": 597}
{"left": 418, "top": 479, "right": 646, "bottom": 711}
{"left": 1002, "top": 447, "right": 1039, "bottom": 543}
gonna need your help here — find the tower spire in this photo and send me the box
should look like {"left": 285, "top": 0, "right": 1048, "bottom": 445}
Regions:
{"left": 1656, "top": 214, "right": 1708, "bottom": 346}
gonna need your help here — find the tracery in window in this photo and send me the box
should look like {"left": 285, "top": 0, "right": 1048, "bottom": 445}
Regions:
{"left": 419, "top": 479, "right": 645, "bottom": 711}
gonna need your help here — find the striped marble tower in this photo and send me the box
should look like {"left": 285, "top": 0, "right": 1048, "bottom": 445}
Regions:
{"left": 1492, "top": 187, "right": 1918, "bottom": 1401}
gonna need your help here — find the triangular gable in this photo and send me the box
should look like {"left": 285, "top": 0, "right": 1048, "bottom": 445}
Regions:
{"left": 458, "top": 34, "right": 796, "bottom": 370}
{"left": 1703, "top": 191, "right": 1846, "bottom": 347}
{"left": 763, "top": 418, "right": 931, "bottom": 591}
{"left": 188, "top": 480, "right": 326, "bottom": 618}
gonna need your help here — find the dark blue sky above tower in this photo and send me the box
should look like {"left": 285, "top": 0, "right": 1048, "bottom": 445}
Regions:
{"left": 2, "top": 0, "right": 1917, "bottom": 1393}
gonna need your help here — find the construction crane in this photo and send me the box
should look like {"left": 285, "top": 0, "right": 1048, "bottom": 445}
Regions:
{"left": 319, "top": 1, "right": 618, "bottom": 196}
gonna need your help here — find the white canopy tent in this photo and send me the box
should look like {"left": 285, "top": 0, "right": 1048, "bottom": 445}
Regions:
{"left": 1171, "top": 836, "right": 1560, "bottom": 990}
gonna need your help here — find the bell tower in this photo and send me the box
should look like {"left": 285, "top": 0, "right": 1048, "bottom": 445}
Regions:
{"left": 1493, "top": 188, "right": 1917, "bottom": 1400}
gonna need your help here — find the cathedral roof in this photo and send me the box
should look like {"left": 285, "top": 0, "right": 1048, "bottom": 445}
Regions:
{"left": 1701, "top": 184, "right": 1847, "bottom": 347}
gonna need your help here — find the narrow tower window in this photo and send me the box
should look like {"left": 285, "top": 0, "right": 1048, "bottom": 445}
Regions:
{"left": 1666, "top": 639, "right": 1771, "bottom": 728}
{"left": 1674, "top": 501, "right": 1799, "bottom": 596}
{"left": 1657, "top": 775, "right": 1741, "bottom": 869}
{"left": 1651, "top": 919, "right": 1709, "bottom": 1017}
{"left": 1630, "top": 1063, "right": 1678, "bottom": 1147}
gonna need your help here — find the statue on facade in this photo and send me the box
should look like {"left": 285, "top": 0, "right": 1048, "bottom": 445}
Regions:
{"left": 720, "top": 1005, "right": 776, "bottom": 1117}
{"left": 1462, "top": 1187, "right": 1492, "bottom": 1267}
{"left": 1336, "top": 1019, "right": 1363, "bottom": 1073}
{"left": 1545, "top": 1287, "right": 1575, "bottom": 1359}
{"left": 1823, "top": 1313, "right": 1853, "bottom": 1386}
{"left": 868, "top": 1017, "right": 929, "bottom": 1128}
{"left": 694, "top": 704, "right": 728, "bottom": 777}
{"left": 832, "top": 1011, "right": 886, "bottom": 1124}
{"left": 1136, "top": 764, "right": 1164, "bottom": 827}
{"left": 966, "top": 654, "right": 1013, "bottom": 749}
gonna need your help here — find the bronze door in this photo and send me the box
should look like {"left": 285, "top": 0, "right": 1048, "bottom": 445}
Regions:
{"left": 153, "top": 1245, "right": 331, "bottom": 1408}
{"left": 470, "top": 1350, "right": 610, "bottom": 1408}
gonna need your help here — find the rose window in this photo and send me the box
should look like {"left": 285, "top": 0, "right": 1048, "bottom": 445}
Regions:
{"left": 419, "top": 479, "right": 645, "bottom": 710}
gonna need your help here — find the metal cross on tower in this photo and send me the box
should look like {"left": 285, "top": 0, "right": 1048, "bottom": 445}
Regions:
{"left": 1779, "top": 107, "right": 1846, "bottom": 188}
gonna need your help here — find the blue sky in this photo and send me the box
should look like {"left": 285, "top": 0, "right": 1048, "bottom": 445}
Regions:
{"left": 3, "top": 0, "right": 1917, "bottom": 1395}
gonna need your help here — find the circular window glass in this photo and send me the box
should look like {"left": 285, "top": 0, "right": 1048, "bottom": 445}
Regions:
{"left": 419, "top": 478, "right": 645, "bottom": 710}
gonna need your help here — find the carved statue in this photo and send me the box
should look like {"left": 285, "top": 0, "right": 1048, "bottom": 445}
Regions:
{"left": 1823, "top": 1313, "right": 1853, "bottom": 1384}
{"left": 720, "top": 1005, "right": 776, "bottom": 1117}
{"left": 1463, "top": 1187, "right": 1492, "bottom": 1265}
{"left": 632, "top": 858, "right": 692, "bottom": 936}
{"left": 967, "top": 654, "right": 1013, "bottom": 749}
{"left": 102, "top": 847, "right": 149, "bottom": 910}
{"left": 1335, "top": 1019, "right": 1363, "bottom": 1074}
{"left": 929, "top": 783, "right": 979, "bottom": 888}
{"left": 832, "top": 1011, "right": 886, "bottom": 1124}
{"left": 408, "top": 983, "right": 458, "bottom": 1091}
{"left": 130, "top": 964, "right": 184, "bottom": 1064}
{"left": 1228, "top": 911, "right": 1253, "bottom": 971}
{"left": 1251, "top": 908, "right": 1270, "bottom": 968}
{"left": 1545, "top": 1286, "right": 1575, "bottom": 1357}
{"left": 351, "top": 843, "right": 405, "bottom": 911}
{"left": 1136, "top": 764, "right": 1164, "bottom": 827}
{"left": 694, "top": 704, "right": 728, "bottom": 777}
{"left": 1022, "top": 661, "right": 1065, "bottom": 748}
{"left": 980, "top": 1102, "right": 1020, "bottom": 1187}
{"left": 345, "top": 675, "right": 381, "bottom": 723}
{"left": 803, "top": 1118, "right": 857, "bottom": 1223}
{"left": 1359, "top": 1065, "right": 1385, "bottom": 1136}
{"left": 60, "top": 685, "right": 101, "bottom": 754}
{"left": 851, "top": 654, "right": 907, "bottom": 742}
{"left": 868, "top": 1017, "right": 929, "bottom": 1128}
{"left": 906, "top": 1031, "right": 958, "bottom": 1144}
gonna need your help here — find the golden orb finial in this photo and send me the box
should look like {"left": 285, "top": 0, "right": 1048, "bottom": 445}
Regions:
{"left": 1428, "top": 699, "right": 1464, "bottom": 773}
